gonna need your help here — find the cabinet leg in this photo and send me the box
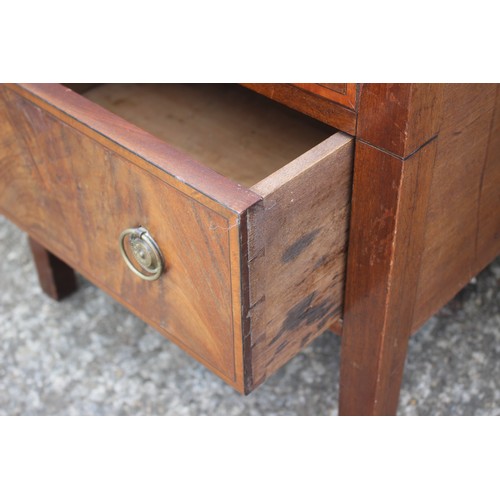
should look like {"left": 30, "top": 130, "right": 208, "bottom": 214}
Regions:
{"left": 338, "top": 84, "right": 443, "bottom": 415}
{"left": 339, "top": 140, "right": 436, "bottom": 415}
{"left": 340, "top": 324, "right": 411, "bottom": 416}
{"left": 28, "top": 237, "right": 77, "bottom": 300}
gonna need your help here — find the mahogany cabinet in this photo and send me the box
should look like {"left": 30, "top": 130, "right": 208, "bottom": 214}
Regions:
{"left": 0, "top": 83, "right": 498, "bottom": 415}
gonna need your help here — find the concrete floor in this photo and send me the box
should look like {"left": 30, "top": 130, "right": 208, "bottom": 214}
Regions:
{"left": 1, "top": 215, "right": 499, "bottom": 415}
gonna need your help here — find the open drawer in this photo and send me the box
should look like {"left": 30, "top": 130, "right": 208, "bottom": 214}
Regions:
{"left": 0, "top": 83, "right": 353, "bottom": 393}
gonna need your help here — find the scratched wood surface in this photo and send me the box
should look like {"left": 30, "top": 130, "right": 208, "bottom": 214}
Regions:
{"left": 246, "top": 133, "right": 354, "bottom": 391}
{"left": 412, "top": 84, "right": 500, "bottom": 330}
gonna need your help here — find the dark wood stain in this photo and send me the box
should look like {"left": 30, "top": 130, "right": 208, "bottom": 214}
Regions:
{"left": 317, "top": 307, "right": 342, "bottom": 331}
{"left": 246, "top": 133, "right": 353, "bottom": 390}
{"left": 275, "top": 341, "right": 289, "bottom": 355}
{"left": 300, "top": 331, "right": 316, "bottom": 348}
{"left": 312, "top": 254, "right": 329, "bottom": 271}
{"left": 269, "top": 292, "right": 334, "bottom": 347}
{"left": 282, "top": 229, "right": 320, "bottom": 263}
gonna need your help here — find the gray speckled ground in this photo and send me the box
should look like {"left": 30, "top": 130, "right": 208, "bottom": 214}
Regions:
{"left": 1, "top": 215, "right": 499, "bottom": 415}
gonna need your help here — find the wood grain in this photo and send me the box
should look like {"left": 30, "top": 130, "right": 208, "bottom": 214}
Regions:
{"left": 8, "top": 83, "right": 261, "bottom": 215}
{"left": 292, "top": 83, "right": 357, "bottom": 109}
{"left": 336, "top": 83, "right": 444, "bottom": 414}
{"left": 246, "top": 133, "right": 354, "bottom": 391}
{"left": 357, "top": 84, "right": 443, "bottom": 157}
{"left": 0, "top": 84, "right": 252, "bottom": 391}
{"left": 241, "top": 83, "right": 357, "bottom": 135}
{"left": 412, "top": 84, "right": 500, "bottom": 330}
{"left": 340, "top": 139, "right": 437, "bottom": 415}
{"left": 475, "top": 84, "right": 500, "bottom": 273}
{"left": 0, "top": 83, "right": 354, "bottom": 393}
{"left": 28, "top": 237, "right": 78, "bottom": 300}
{"left": 318, "top": 84, "right": 347, "bottom": 93}
{"left": 83, "top": 84, "right": 334, "bottom": 187}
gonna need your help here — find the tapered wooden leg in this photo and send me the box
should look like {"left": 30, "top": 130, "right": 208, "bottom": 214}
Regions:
{"left": 338, "top": 84, "right": 444, "bottom": 415}
{"left": 28, "top": 237, "right": 78, "bottom": 300}
{"left": 339, "top": 140, "right": 436, "bottom": 415}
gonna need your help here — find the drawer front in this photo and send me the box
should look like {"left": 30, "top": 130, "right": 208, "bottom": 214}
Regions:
{"left": 241, "top": 84, "right": 357, "bottom": 134}
{"left": 292, "top": 84, "right": 357, "bottom": 109}
{"left": 0, "top": 84, "right": 258, "bottom": 391}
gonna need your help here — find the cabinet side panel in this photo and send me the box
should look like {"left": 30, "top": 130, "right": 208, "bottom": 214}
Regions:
{"left": 412, "top": 84, "right": 499, "bottom": 331}
{"left": 476, "top": 85, "right": 500, "bottom": 270}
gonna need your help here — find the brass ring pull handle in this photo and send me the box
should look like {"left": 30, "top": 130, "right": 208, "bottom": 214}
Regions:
{"left": 119, "top": 227, "right": 165, "bottom": 281}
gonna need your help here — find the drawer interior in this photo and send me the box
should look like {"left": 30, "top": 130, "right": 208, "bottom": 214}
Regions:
{"left": 74, "top": 83, "right": 335, "bottom": 187}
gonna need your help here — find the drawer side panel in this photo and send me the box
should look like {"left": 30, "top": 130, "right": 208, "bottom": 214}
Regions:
{"left": 246, "top": 133, "right": 354, "bottom": 391}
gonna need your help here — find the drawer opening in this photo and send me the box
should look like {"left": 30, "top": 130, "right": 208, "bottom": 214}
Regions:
{"left": 73, "top": 83, "right": 335, "bottom": 188}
